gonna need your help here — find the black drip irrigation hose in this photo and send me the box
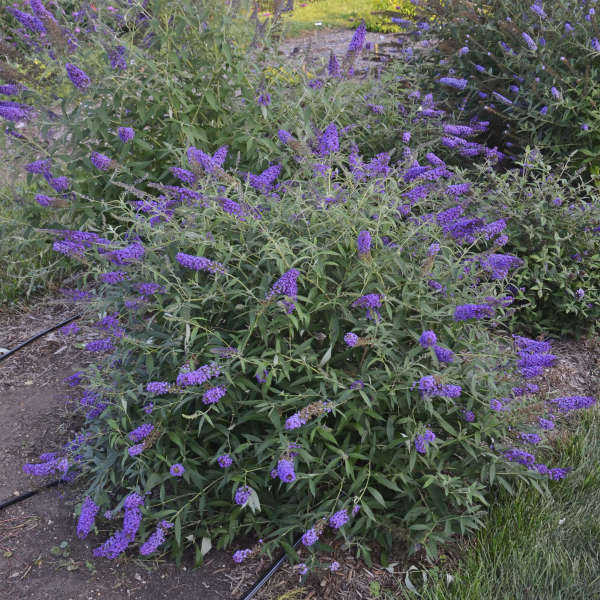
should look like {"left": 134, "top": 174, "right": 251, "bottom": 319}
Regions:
{"left": 0, "top": 479, "right": 62, "bottom": 511}
{"left": 0, "top": 314, "right": 79, "bottom": 510}
{"left": 0, "top": 313, "right": 81, "bottom": 364}
{"left": 239, "top": 537, "right": 302, "bottom": 600}
{"left": 0, "top": 313, "right": 299, "bottom": 597}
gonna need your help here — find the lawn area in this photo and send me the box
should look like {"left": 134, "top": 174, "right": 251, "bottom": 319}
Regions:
{"left": 414, "top": 408, "right": 600, "bottom": 600}
{"left": 279, "top": 0, "right": 412, "bottom": 37}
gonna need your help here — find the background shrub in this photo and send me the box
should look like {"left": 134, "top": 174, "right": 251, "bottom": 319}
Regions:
{"left": 415, "top": 0, "right": 600, "bottom": 173}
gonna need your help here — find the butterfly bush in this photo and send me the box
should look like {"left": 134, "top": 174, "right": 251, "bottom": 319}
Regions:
{"left": 418, "top": 0, "right": 600, "bottom": 172}
{"left": 7, "top": 0, "right": 598, "bottom": 569}
{"left": 24, "top": 120, "right": 595, "bottom": 565}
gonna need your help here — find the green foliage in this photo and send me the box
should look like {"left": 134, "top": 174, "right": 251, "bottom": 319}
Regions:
{"left": 453, "top": 151, "right": 600, "bottom": 336}
{"left": 282, "top": 0, "right": 414, "bottom": 35}
{"left": 418, "top": 0, "right": 600, "bottom": 171}
{"left": 417, "top": 410, "right": 600, "bottom": 599}
{"left": 72, "top": 152, "right": 544, "bottom": 563}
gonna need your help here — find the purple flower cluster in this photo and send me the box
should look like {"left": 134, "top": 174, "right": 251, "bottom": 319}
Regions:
{"left": 65, "top": 63, "right": 91, "bottom": 90}
{"left": 218, "top": 454, "right": 233, "bottom": 468}
{"left": 453, "top": 304, "right": 495, "bottom": 321}
{"left": 176, "top": 252, "right": 226, "bottom": 275}
{"left": 265, "top": 268, "right": 300, "bottom": 313}
{"left": 234, "top": 485, "right": 252, "bottom": 506}
{"left": 434, "top": 345, "right": 454, "bottom": 363}
{"left": 128, "top": 423, "right": 154, "bottom": 442}
{"left": 100, "top": 270, "right": 128, "bottom": 284}
{"left": 329, "top": 509, "right": 349, "bottom": 529}
{"left": 415, "top": 429, "right": 436, "bottom": 454}
{"left": 301, "top": 527, "right": 319, "bottom": 547}
{"left": 419, "top": 330, "right": 437, "bottom": 348}
{"left": 547, "top": 396, "right": 596, "bottom": 412}
{"left": 233, "top": 548, "right": 252, "bottom": 563}
{"left": 439, "top": 77, "right": 468, "bottom": 90}
{"left": 139, "top": 521, "right": 173, "bottom": 555}
{"left": 23, "top": 453, "right": 69, "bottom": 477}
{"left": 85, "top": 338, "right": 114, "bottom": 353}
{"left": 108, "top": 46, "right": 127, "bottom": 70}
{"left": 344, "top": 332, "right": 359, "bottom": 347}
{"left": 146, "top": 381, "right": 171, "bottom": 395}
{"left": 357, "top": 230, "right": 371, "bottom": 255}
{"left": 91, "top": 152, "right": 113, "bottom": 171}
{"left": 77, "top": 497, "right": 99, "bottom": 539}
{"left": 170, "top": 463, "right": 185, "bottom": 477}
{"left": 317, "top": 123, "right": 339, "bottom": 157}
{"left": 418, "top": 376, "right": 462, "bottom": 398}
{"left": 118, "top": 127, "right": 135, "bottom": 142}
{"left": 202, "top": 386, "right": 227, "bottom": 404}
{"left": 187, "top": 145, "right": 228, "bottom": 174}
{"left": 519, "top": 432, "right": 542, "bottom": 445}
{"left": 347, "top": 21, "right": 366, "bottom": 52}
{"left": 247, "top": 164, "right": 281, "bottom": 194}
{"left": 351, "top": 293, "right": 383, "bottom": 321}
{"left": 93, "top": 493, "right": 144, "bottom": 559}
{"left": 276, "top": 458, "right": 296, "bottom": 483}
{"left": 176, "top": 362, "right": 220, "bottom": 387}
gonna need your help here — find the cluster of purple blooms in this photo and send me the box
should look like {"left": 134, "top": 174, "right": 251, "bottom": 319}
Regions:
{"left": 415, "top": 429, "right": 436, "bottom": 454}
{"left": 418, "top": 330, "right": 454, "bottom": 363}
{"left": 417, "top": 376, "right": 462, "bottom": 399}
{"left": 351, "top": 293, "right": 383, "bottom": 321}
{"left": 265, "top": 268, "right": 300, "bottom": 313}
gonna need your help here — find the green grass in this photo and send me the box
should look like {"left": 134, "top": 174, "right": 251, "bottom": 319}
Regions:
{"left": 402, "top": 409, "right": 600, "bottom": 600}
{"left": 279, "top": 0, "right": 414, "bottom": 37}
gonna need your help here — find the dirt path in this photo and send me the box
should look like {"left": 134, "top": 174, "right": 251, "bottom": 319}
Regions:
{"left": 277, "top": 27, "right": 408, "bottom": 70}
{"left": 0, "top": 298, "right": 233, "bottom": 600}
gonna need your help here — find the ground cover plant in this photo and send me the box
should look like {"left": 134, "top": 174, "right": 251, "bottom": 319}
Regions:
{"left": 2, "top": 0, "right": 600, "bottom": 589}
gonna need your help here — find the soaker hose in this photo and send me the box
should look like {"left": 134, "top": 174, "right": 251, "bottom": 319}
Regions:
{"left": 0, "top": 479, "right": 62, "bottom": 511}
{"left": 0, "top": 315, "right": 79, "bottom": 510}
{"left": 239, "top": 537, "right": 302, "bottom": 600}
{"left": 1, "top": 315, "right": 300, "bottom": 597}
{"left": 0, "top": 314, "right": 81, "bottom": 364}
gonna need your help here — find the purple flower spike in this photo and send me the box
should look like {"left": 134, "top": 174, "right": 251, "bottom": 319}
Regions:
{"left": 202, "top": 386, "right": 227, "bottom": 405}
{"left": 118, "top": 127, "right": 135, "bottom": 142}
{"left": 234, "top": 485, "right": 252, "bottom": 506}
{"left": 351, "top": 293, "right": 383, "bottom": 321}
{"left": 344, "top": 332, "right": 359, "bottom": 347}
{"left": 301, "top": 528, "right": 319, "bottom": 547}
{"left": 65, "top": 63, "right": 91, "bottom": 90}
{"left": 439, "top": 77, "right": 468, "bottom": 90}
{"left": 348, "top": 21, "right": 366, "bottom": 52}
{"left": 146, "top": 381, "right": 171, "bottom": 395}
{"left": 329, "top": 509, "right": 349, "bottom": 529}
{"left": 76, "top": 497, "right": 99, "bottom": 539}
{"left": 91, "top": 152, "right": 113, "bottom": 171}
{"left": 419, "top": 330, "right": 437, "bottom": 348}
{"left": 128, "top": 424, "right": 155, "bottom": 443}
{"left": 276, "top": 458, "right": 296, "bottom": 483}
{"left": 217, "top": 454, "right": 233, "bottom": 468}
{"left": 415, "top": 429, "right": 436, "bottom": 454}
{"left": 357, "top": 230, "right": 371, "bottom": 255}
{"left": 266, "top": 268, "right": 300, "bottom": 313}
